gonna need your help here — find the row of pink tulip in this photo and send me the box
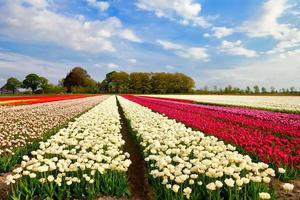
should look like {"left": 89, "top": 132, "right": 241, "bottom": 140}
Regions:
{"left": 124, "top": 95, "right": 300, "bottom": 169}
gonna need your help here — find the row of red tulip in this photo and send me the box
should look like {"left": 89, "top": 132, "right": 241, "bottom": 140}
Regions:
{"left": 140, "top": 96, "right": 300, "bottom": 138}
{"left": 0, "top": 94, "right": 95, "bottom": 105}
{"left": 123, "top": 95, "right": 300, "bottom": 168}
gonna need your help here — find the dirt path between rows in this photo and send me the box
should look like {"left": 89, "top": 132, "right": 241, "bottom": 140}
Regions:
{"left": 116, "top": 97, "right": 153, "bottom": 200}
{"left": 0, "top": 172, "right": 11, "bottom": 200}
{"left": 271, "top": 178, "right": 300, "bottom": 200}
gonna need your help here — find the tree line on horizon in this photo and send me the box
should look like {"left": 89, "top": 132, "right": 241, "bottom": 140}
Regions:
{"left": 0, "top": 67, "right": 195, "bottom": 94}
{"left": 1, "top": 66, "right": 299, "bottom": 95}
{"left": 196, "top": 85, "right": 300, "bottom": 95}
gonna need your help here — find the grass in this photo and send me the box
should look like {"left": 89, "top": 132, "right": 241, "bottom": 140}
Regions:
{"left": 10, "top": 170, "right": 129, "bottom": 200}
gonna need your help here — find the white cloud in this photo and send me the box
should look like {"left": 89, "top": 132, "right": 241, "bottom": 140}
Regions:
{"left": 176, "top": 48, "right": 209, "bottom": 60}
{"left": 87, "top": 0, "right": 110, "bottom": 12}
{"left": 157, "top": 39, "right": 209, "bottom": 61}
{"left": 23, "top": 0, "right": 49, "bottom": 9}
{"left": 128, "top": 58, "right": 137, "bottom": 64}
{"left": 240, "top": 0, "right": 300, "bottom": 53}
{"left": 203, "top": 33, "right": 210, "bottom": 38}
{"left": 0, "top": 51, "right": 70, "bottom": 82}
{"left": 136, "top": 0, "right": 209, "bottom": 27}
{"left": 107, "top": 63, "right": 119, "bottom": 69}
{"left": 119, "top": 29, "right": 142, "bottom": 43}
{"left": 203, "top": 52, "right": 300, "bottom": 88}
{"left": 211, "top": 27, "right": 233, "bottom": 38}
{"left": 166, "top": 65, "right": 175, "bottom": 69}
{"left": 241, "top": 0, "right": 287, "bottom": 39}
{"left": 291, "top": 10, "right": 300, "bottom": 18}
{"left": 0, "top": 0, "right": 140, "bottom": 53}
{"left": 156, "top": 40, "right": 183, "bottom": 50}
{"left": 279, "top": 49, "right": 300, "bottom": 59}
{"left": 218, "top": 40, "right": 258, "bottom": 58}
{"left": 203, "top": 27, "right": 233, "bottom": 39}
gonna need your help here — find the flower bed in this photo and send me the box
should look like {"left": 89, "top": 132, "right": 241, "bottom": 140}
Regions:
{"left": 143, "top": 95, "right": 300, "bottom": 113}
{"left": 6, "top": 96, "right": 131, "bottom": 199}
{"left": 123, "top": 95, "right": 300, "bottom": 178}
{"left": 118, "top": 96, "right": 275, "bottom": 200}
{"left": 0, "top": 96, "right": 106, "bottom": 172}
{"left": 0, "top": 94, "right": 95, "bottom": 105}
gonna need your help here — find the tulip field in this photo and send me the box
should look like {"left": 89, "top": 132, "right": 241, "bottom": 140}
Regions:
{"left": 143, "top": 95, "right": 300, "bottom": 113}
{"left": 0, "top": 95, "right": 299, "bottom": 199}
{"left": 0, "top": 94, "right": 94, "bottom": 106}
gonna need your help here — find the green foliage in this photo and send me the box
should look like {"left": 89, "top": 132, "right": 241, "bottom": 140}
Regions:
{"left": 39, "top": 76, "right": 49, "bottom": 93}
{"left": 0, "top": 126, "right": 60, "bottom": 172}
{"left": 71, "top": 86, "right": 90, "bottom": 94}
{"left": 45, "top": 84, "right": 67, "bottom": 94}
{"left": 63, "top": 67, "right": 96, "bottom": 93}
{"left": 5, "top": 77, "right": 22, "bottom": 94}
{"left": 101, "top": 71, "right": 195, "bottom": 94}
{"left": 253, "top": 85, "right": 260, "bottom": 94}
{"left": 10, "top": 171, "right": 130, "bottom": 200}
{"left": 0, "top": 110, "right": 89, "bottom": 173}
{"left": 22, "top": 74, "right": 47, "bottom": 93}
{"left": 129, "top": 72, "right": 152, "bottom": 93}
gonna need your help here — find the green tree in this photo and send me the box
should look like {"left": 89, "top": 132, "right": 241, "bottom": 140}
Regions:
{"left": 253, "top": 85, "right": 260, "bottom": 94}
{"left": 224, "top": 85, "right": 233, "bottom": 93}
{"left": 139, "top": 73, "right": 152, "bottom": 93}
{"left": 101, "top": 71, "right": 194, "bottom": 94}
{"left": 151, "top": 73, "right": 168, "bottom": 93}
{"left": 129, "top": 72, "right": 143, "bottom": 93}
{"left": 63, "top": 67, "right": 95, "bottom": 93}
{"left": 5, "top": 77, "right": 22, "bottom": 94}
{"left": 23, "top": 74, "right": 42, "bottom": 93}
{"left": 39, "top": 77, "right": 49, "bottom": 94}
{"left": 261, "top": 87, "right": 267, "bottom": 93}
{"left": 245, "top": 86, "right": 251, "bottom": 94}
{"left": 109, "top": 72, "right": 129, "bottom": 93}
{"left": 45, "top": 84, "right": 66, "bottom": 94}
{"left": 270, "top": 86, "right": 276, "bottom": 93}
{"left": 290, "top": 86, "right": 295, "bottom": 93}
{"left": 99, "top": 71, "right": 116, "bottom": 93}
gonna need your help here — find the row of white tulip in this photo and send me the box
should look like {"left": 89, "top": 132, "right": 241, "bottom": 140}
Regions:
{"left": 118, "top": 96, "right": 275, "bottom": 200}
{"left": 144, "top": 95, "right": 300, "bottom": 113}
{"left": 6, "top": 96, "right": 131, "bottom": 199}
{"left": 0, "top": 96, "right": 107, "bottom": 156}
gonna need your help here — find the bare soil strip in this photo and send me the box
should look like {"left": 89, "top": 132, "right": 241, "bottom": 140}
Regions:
{"left": 116, "top": 97, "right": 153, "bottom": 200}
{"left": 0, "top": 172, "right": 10, "bottom": 200}
{"left": 271, "top": 178, "right": 300, "bottom": 200}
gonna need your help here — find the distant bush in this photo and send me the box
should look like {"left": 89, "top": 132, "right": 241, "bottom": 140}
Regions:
{"left": 46, "top": 85, "right": 67, "bottom": 94}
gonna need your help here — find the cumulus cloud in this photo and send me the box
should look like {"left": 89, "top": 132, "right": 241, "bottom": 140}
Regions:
{"left": 87, "top": 0, "right": 110, "bottom": 12}
{"left": 0, "top": 0, "right": 140, "bottom": 53}
{"left": 210, "top": 27, "right": 233, "bottom": 38}
{"left": 157, "top": 39, "right": 209, "bottom": 61}
{"left": 128, "top": 58, "right": 137, "bottom": 64}
{"left": 156, "top": 40, "right": 183, "bottom": 50}
{"left": 218, "top": 40, "right": 258, "bottom": 58}
{"left": 203, "top": 0, "right": 300, "bottom": 55}
{"left": 0, "top": 51, "right": 71, "bottom": 82}
{"left": 136, "top": 0, "right": 209, "bottom": 27}
{"left": 119, "top": 29, "right": 142, "bottom": 43}
{"left": 241, "top": 0, "right": 288, "bottom": 39}
{"left": 107, "top": 63, "right": 119, "bottom": 69}
{"left": 166, "top": 65, "right": 175, "bottom": 69}
{"left": 240, "top": 0, "right": 300, "bottom": 53}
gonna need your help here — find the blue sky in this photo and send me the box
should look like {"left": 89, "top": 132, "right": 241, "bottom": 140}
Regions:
{"left": 0, "top": 0, "right": 299, "bottom": 89}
